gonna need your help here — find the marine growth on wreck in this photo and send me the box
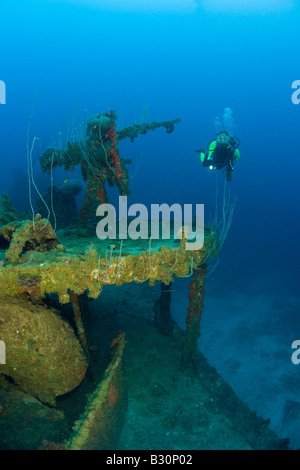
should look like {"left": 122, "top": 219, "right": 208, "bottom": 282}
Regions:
{"left": 0, "top": 110, "right": 285, "bottom": 451}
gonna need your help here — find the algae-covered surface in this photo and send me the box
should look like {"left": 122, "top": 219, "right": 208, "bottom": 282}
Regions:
{"left": 0, "top": 218, "right": 288, "bottom": 450}
{"left": 0, "top": 297, "right": 87, "bottom": 405}
{"left": 0, "top": 253, "right": 288, "bottom": 450}
{"left": 0, "top": 220, "right": 217, "bottom": 303}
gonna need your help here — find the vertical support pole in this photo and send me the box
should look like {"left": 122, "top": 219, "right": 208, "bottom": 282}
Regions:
{"left": 154, "top": 282, "right": 174, "bottom": 336}
{"left": 182, "top": 263, "right": 207, "bottom": 365}
{"left": 70, "top": 290, "right": 89, "bottom": 355}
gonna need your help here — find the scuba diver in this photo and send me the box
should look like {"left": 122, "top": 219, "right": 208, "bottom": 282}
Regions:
{"left": 197, "top": 130, "right": 240, "bottom": 182}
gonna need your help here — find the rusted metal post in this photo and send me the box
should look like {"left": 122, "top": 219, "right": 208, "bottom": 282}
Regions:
{"left": 183, "top": 263, "right": 207, "bottom": 365}
{"left": 70, "top": 290, "right": 89, "bottom": 355}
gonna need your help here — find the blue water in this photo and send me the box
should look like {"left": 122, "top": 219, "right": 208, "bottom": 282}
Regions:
{"left": 1, "top": 0, "right": 300, "bottom": 448}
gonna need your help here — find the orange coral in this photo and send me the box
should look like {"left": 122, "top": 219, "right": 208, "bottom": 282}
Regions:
{"left": 108, "top": 384, "right": 118, "bottom": 408}
{"left": 106, "top": 122, "right": 122, "bottom": 179}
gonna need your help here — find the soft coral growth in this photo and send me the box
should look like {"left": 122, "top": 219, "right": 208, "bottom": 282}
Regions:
{"left": 106, "top": 122, "right": 122, "bottom": 179}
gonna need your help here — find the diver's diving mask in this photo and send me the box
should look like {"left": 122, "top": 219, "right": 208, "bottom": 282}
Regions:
{"left": 216, "top": 131, "right": 230, "bottom": 147}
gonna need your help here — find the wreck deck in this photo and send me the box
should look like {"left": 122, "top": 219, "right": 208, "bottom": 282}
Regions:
{"left": 0, "top": 223, "right": 218, "bottom": 303}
